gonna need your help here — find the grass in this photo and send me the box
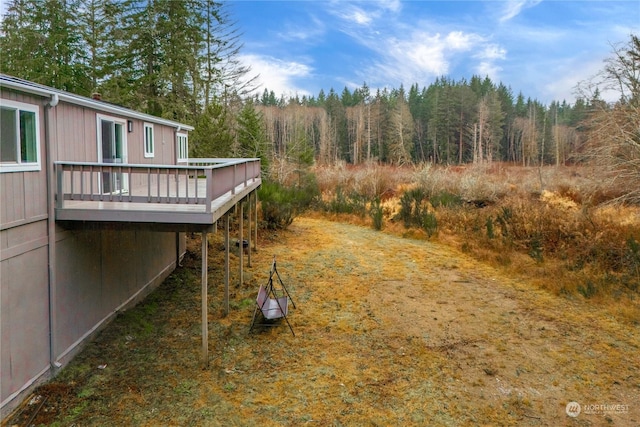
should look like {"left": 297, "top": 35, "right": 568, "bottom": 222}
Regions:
{"left": 7, "top": 215, "right": 640, "bottom": 426}
{"left": 6, "top": 162, "right": 640, "bottom": 426}
{"left": 315, "top": 162, "right": 640, "bottom": 320}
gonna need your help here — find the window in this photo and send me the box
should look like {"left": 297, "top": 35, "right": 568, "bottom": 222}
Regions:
{"left": 97, "top": 114, "right": 128, "bottom": 194}
{"left": 177, "top": 133, "right": 188, "bottom": 163}
{"left": 0, "top": 100, "right": 41, "bottom": 172}
{"left": 144, "top": 123, "right": 154, "bottom": 158}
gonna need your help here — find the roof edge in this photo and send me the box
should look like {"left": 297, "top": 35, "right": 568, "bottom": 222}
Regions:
{"left": 0, "top": 74, "right": 194, "bottom": 131}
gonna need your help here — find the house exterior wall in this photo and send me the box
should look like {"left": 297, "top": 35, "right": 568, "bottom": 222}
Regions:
{"left": 53, "top": 227, "right": 178, "bottom": 364}
{"left": 1, "top": 84, "right": 187, "bottom": 417}
{"left": 0, "top": 89, "right": 48, "bottom": 226}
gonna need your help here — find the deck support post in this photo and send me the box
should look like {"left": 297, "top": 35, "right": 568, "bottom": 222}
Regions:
{"left": 239, "top": 201, "right": 244, "bottom": 286}
{"left": 224, "top": 213, "right": 230, "bottom": 316}
{"left": 201, "top": 230, "right": 209, "bottom": 368}
{"left": 253, "top": 190, "right": 258, "bottom": 252}
{"left": 247, "top": 195, "right": 252, "bottom": 268}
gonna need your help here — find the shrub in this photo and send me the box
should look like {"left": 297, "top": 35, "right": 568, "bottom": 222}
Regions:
{"left": 259, "top": 175, "right": 320, "bottom": 229}
{"left": 370, "top": 197, "right": 384, "bottom": 230}
{"left": 430, "top": 191, "right": 463, "bottom": 208}
{"left": 486, "top": 217, "right": 495, "bottom": 239}
{"left": 421, "top": 211, "right": 438, "bottom": 237}
{"left": 578, "top": 281, "right": 598, "bottom": 299}
{"left": 397, "top": 187, "right": 427, "bottom": 228}
{"left": 324, "top": 186, "right": 367, "bottom": 216}
{"left": 495, "top": 206, "right": 513, "bottom": 238}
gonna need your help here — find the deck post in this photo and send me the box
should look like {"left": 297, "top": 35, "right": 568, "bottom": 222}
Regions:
{"left": 239, "top": 201, "right": 244, "bottom": 286}
{"left": 224, "top": 213, "right": 230, "bottom": 316}
{"left": 205, "top": 168, "right": 213, "bottom": 213}
{"left": 56, "top": 163, "right": 63, "bottom": 209}
{"left": 201, "top": 230, "right": 209, "bottom": 368}
{"left": 253, "top": 190, "right": 258, "bottom": 252}
{"left": 247, "top": 194, "right": 252, "bottom": 268}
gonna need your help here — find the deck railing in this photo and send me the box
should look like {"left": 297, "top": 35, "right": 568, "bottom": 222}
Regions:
{"left": 55, "top": 158, "right": 261, "bottom": 214}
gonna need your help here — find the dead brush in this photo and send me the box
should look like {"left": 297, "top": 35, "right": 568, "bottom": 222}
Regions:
{"left": 352, "top": 162, "right": 399, "bottom": 199}
{"left": 311, "top": 162, "right": 639, "bottom": 305}
{"left": 313, "top": 161, "right": 355, "bottom": 195}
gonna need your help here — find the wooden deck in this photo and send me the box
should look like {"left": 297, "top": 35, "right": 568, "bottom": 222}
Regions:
{"left": 55, "top": 159, "right": 261, "bottom": 227}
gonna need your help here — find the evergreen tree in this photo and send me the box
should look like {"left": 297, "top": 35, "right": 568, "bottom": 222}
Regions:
{"left": 1, "top": 0, "right": 89, "bottom": 94}
{"left": 191, "top": 101, "right": 234, "bottom": 157}
{"left": 237, "top": 99, "right": 270, "bottom": 173}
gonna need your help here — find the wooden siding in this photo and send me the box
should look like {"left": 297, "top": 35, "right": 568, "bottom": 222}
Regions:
{"left": 0, "top": 245, "right": 50, "bottom": 405}
{"left": 0, "top": 221, "right": 48, "bottom": 261}
{"left": 127, "top": 121, "right": 176, "bottom": 165}
{"left": 1, "top": 88, "right": 191, "bottom": 414}
{"left": 54, "top": 229, "right": 177, "bottom": 361}
{"left": 0, "top": 89, "right": 48, "bottom": 228}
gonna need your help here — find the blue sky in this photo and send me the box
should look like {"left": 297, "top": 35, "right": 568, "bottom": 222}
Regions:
{"left": 229, "top": 0, "right": 640, "bottom": 105}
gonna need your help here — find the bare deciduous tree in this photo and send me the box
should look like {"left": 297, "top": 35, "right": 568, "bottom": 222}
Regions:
{"left": 579, "top": 34, "right": 640, "bottom": 204}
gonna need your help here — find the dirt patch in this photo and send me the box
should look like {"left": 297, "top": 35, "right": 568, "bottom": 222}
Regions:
{"left": 8, "top": 216, "right": 640, "bottom": 426}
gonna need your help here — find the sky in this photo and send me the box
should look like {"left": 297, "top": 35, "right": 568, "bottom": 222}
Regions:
{"left": 229, "top": 0, "right": 640, "bottom": 105}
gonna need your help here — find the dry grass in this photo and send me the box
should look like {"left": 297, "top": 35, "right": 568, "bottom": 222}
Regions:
{"left": 8, "top": 216, "right": 640, "bottom": 426}
{"left": 316, "top": 162, "right": 640, "bottom": 319}
{"left": 314, "top": 161, "right": 411, "bottom": 200}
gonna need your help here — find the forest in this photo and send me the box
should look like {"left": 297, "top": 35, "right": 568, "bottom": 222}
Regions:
{"left": 3, "top": 5, "right": 640, "bottom": 423}
{"left": 0, "top": 3, "right": 610, "bottom": 158}
{"left": 1, "top": 1, "right": 638, "bottom": 201}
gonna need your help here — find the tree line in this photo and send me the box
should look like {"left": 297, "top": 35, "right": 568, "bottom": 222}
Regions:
{"left": 253, "top": 77, "right": 594, "bottom": 167}
{"left": 1, "top": 2, "right": 637, "bottom": 177}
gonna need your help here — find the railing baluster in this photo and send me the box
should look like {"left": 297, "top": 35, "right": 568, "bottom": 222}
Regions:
{"left": 70, "top": 164, "right": 74, "bottom": 200}
{"left": 147, "top": 167, "right": 151, "bottom": 203}
{"left": 90, "top": 165, "right": 94, "bottom": 201}
{"left": 156, "top": 168, "right": 161, "bottom": 203}
{"left": 128, "top": 167, "right": 132, "bottom": 202}
{"left": 166, "top": 169, "right": 170, "bottom": 203}
{"left": 109, "top": 165, "right": 114, "bottom": 202}
{"left": 185, "top": 168, "right": 189, "bottom": 203}
{"left": 80, "top": 165, "right": 84, "bottom": 200}
{"left": 175, "top": 168, "right": 179, "bottom": 203}
{"left": 118, "top": 166, "right": 123, "bottom": 202}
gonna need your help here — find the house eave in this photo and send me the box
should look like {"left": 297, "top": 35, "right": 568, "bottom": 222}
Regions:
{"left": 0, "top": 74, "right": 194, "bottom": 131}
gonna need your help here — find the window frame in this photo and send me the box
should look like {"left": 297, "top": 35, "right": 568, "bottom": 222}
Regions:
{"left": 143, "top": 122, "right": 154, "bottom": 158}
{"left": 177, "top": 132, "right": 188, "bottom": 163}
{"left": 0, "top": 99, "right": 42, "bottom": 173}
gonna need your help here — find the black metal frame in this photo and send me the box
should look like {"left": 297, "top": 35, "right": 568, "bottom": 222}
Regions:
{"left": 250, "top": 256, "right": 296, "bottom": 336}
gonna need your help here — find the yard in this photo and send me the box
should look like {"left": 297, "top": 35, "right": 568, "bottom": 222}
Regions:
{"left": 7, "top": 215, "right": 639, "bottom": 426}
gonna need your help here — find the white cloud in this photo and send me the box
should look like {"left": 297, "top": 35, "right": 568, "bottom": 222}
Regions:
{"left": 330, "top": 4, "right": 377, "bottom": 26}
{"left": 380, "top": 0, "right": 402, "bottom": 14}
{"left": 478, "top": 44, "right": 507, "bottom": 61}
{"left": 240, "top": 54, "right": 313, "bottom": 98}
{"left": 328, "top": 0, "right": 402, "bottom": 27}
{"left": 445, "top": 31, "right": 477, "bottom": 51}
{"left": 276, "top": 15, "right": 326, "bottom": 42}
{"left": 476, "top": 62, "right": 503, "bottom": 80}
{"left": 499, "top": 0, "right": 543, "bottom": 23}
{"left": 360, "top": 29, "right": 499, "bottom": 86}
{"left": 541, "top": 56, "right": 622, "bottom": 104}
{"left": 472, "top": 44, "right": 507, "bottom": 79}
